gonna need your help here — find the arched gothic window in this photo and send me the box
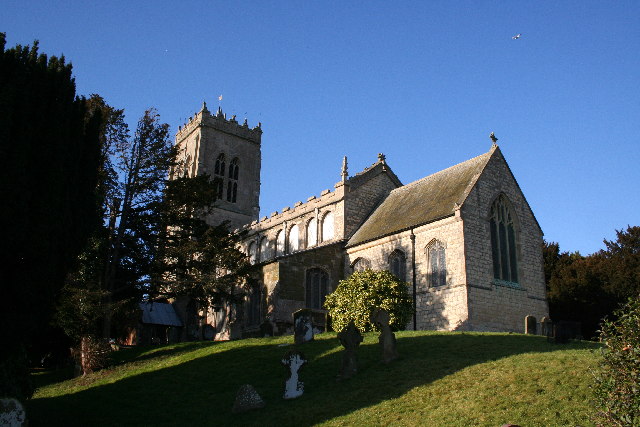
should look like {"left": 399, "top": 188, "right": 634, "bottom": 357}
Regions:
{"left": 490, "top": 195, "right": 519, "bottom": 283}
{"left": 248, "top": 241, "right": 257, "bottom": 265}
{"left": 288, "top": 225, "right": 299, "bottom": 253}
{"left": 306, "top": 268, "right": 329, "bottom": 309}
{"left": 388, "top": 250, "right": 406, "bottom": 281}
{"left": 214, "top": 153, "right": 225, "bottom": 199}
{"left": 427, "top": 240, "right": 446, "bottom": 287}
{"left": 352, "top": 257, "right": 371, "bottom": 272}
{"left": 306, "top": 218, "right": 317, "bottom": 248}
{"left": 321, "top": 211, "right": 334, "bottom": 242}
{"left": 276, "top": 230, "right": 285, "bottom": 257}
{"left": 214, "top": 153, "right": 226, "bottom": 176}
{"left": 246, "top": 285, "right": 261, "bottom": 326}
{"left": 259, "top": 237, "right": 269, "bottom": 262}
{"left": 226, "top": 158, "right": 239, "bottom": 203}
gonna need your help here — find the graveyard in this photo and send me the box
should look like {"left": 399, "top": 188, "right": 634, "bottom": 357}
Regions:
{"left": 27, "top": 331, "right": 600, "bottom": 426}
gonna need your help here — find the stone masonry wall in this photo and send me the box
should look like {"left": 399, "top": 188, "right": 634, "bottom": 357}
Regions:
{"left": 345, "top": 214, "right": 469, "bottom": 331}
{"left": 461, "top": 149, "right": 548, "bottom": 332}
{"left": 344, "top": 170, "right": 400, "bottom": 239}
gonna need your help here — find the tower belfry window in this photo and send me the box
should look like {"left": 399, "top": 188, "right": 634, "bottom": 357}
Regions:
{"left": 214, "top": 153, "right": 226, "bottom": 199}
{"left": 227, "top": 158, "right": 239, "bottom": 203}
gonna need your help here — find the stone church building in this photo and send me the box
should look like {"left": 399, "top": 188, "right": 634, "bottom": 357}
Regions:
{"left": 174, "top": 102, "right": 548, "bottom": 338}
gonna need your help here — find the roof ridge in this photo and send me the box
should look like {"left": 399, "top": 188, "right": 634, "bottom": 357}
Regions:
{"left": 390, "top": 148, "right": 494, "bottom": 194}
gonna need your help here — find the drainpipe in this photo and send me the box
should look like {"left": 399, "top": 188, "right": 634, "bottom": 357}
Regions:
{"left": 411, "top": 229, "right": 417, "bottom": 331}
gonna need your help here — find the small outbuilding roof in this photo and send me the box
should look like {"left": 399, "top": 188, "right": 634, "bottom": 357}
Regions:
{"left": 346, "top": 147, "right": 496, "bottom": 247}
{"left": 140, "top": 302, "right": 183, "bottom": 327}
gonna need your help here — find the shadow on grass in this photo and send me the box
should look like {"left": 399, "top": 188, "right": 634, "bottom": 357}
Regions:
{"left": 27, "top": 333, "right": 599, "bottom": 427}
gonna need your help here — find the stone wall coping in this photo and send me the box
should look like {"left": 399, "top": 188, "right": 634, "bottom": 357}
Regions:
{"left": 239, "top": 184, "right": 344, "bottom": 234}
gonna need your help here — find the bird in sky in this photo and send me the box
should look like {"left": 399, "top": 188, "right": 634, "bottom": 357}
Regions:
{"left": 512, "top": 33, "right": 522, "bottom": 40}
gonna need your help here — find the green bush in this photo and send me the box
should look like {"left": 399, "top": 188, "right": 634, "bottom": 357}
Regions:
{"left": 593, "top": 297, "right": 640, "bottom": 426}
{"left": 324, "top": 270, "right": 413, "bottom": 333}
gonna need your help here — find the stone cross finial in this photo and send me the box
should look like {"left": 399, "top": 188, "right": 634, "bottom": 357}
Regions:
{"left": 490, "top": 132, "right": 498, "bottom": 146}
{"left": 341, "top": 156, "right": 348, "bottom": 182}
{"left": 378, "top": 153, "right": 386, "bottom": 163}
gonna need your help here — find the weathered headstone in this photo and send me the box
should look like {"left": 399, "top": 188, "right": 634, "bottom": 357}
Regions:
{"left": 281, "top": 350, "right": 307, "bottom": 399}
{"left": 540, "top": 316, "right": 552, "bottom": 338}
{"left": 554, "top": 320, "right": 582, "bottom": 344}
{"left": 232, "top": 384, "right": 265, "bottom": 413}
{"left": 525, "top": 315, "right": 537, "bottom": 335}
{"left": 260, "top": 319, "right": 274, "bottom": 337}
{"left": 0, "top": 398, "right": 27, "bottom": 426}
{"left": 371, "top": 308, "right": 399, "bottom": 364}
{"left": 293, "top": 309, "right": 314, "bottom": 345}
{"left": 337, "top": 321, "right": 363, "bottom": 380}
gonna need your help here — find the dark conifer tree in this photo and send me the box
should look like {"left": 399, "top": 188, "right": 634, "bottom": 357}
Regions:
{"left": 0, "top": 33, "right": 102, "bottom": 398}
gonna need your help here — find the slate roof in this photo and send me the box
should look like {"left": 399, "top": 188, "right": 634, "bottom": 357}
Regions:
{"left": 140, "top": 302, "right": 183, "bottom": 327}
{"left": 346, "top": 147, "right": 496, "bottom": 247}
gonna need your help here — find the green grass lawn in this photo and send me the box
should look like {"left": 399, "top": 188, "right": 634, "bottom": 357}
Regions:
{"left": 27, "top": 332, "right": 601, "bottom": 426}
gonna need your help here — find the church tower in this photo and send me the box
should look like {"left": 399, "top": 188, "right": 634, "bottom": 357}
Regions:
{"left": 174, "top": 102, "right": 262, "bottom": 230}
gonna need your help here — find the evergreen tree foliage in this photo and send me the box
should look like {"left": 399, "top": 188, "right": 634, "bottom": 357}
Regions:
{"left": 324, "top": 270, "right": 413, "bottom": 333}
{"left": 150, "top": 174, "right": 253, "bottom": 311}
{"left": 544, "top": 226, "right": 640, "bottom": 339}
{"left": 593, "top": 297, "right": 640, "bottom": 426}
{"left": 0, "top": 33, "right": 102, "bottom": 399}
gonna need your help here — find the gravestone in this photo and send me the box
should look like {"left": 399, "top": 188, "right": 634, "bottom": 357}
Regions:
{"left": 540, "top": 317, "right": 552, "bottom": 338}
{"left": 337, "top": 321, "right": 363, "bottom": 380}
{"left": 0, "top": 398, "right": 27, "bottom": 426}
{"left": 293, "top": 309, "right": 314, "bottom": 345}
{"left": 260, "top": 319, "right": 274, "bottom": 337}
{"left": 232, "top": 384, "right": 265, "bottom": 413}
{"left": 525, "top": 315, "right": 537, "bottom": 335}
{"left": 554, "top": 320, "right": 582, "bottom": 344}
{"left": 371, "top": 308, "right": 399, "bottom": 364}
{"left": 281, "top": 350, "right": 307, "bottom": 399}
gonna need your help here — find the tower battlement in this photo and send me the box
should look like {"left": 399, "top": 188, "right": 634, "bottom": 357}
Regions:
{"left": 176, "top": 102, "right": 262, "bottom": 144}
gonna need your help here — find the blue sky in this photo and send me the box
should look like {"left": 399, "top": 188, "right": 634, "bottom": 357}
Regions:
{"left": 2, "top": 1, "right": 638, "bottom": 255}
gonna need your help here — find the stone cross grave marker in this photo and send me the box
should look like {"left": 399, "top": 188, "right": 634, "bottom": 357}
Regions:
{"left": 281, "top": 350, "right": 307, "bottom": 399}
{"left": 293, "top": 309, "right": 314, "bottom": 345}
{"left": 371, "top": 308, "right": 399, "bottom": 364}
{"left": 337, "top": 321, "right": 363, "bottom": 380}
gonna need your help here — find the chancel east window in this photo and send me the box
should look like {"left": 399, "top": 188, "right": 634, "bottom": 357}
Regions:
{"left": 388, "top": 250, "right": 406, "bottom": 281}
{"left": 427, "top": 240, "right": 446, "bottom": 287}
{"left": 306, "top": 268, "right": 329, "bottom": 309}
{"left": 490, "top": 195, "right": 519, "bottom": 284}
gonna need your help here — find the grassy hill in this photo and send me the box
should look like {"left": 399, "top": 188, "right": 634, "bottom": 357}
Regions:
{"left": 28, "top": 332, "right": 601, "bottom": 426}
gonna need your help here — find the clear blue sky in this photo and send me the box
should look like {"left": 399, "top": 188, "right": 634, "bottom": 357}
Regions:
{"left": 2, "top": 1, "right": 638, "bottom": 255}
